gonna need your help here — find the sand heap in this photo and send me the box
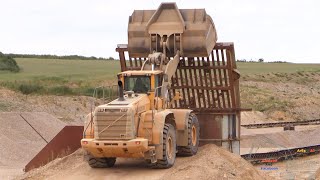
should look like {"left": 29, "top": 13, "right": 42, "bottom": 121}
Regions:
{"left": 21, "top": 144, "right": 270, "bottom": 180}
{"left": 162, "top": 144, "right": 270, "bottom": 180}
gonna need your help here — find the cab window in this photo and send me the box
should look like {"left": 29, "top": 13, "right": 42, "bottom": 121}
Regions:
{"left": 124, "top": 76, "right": 151, "bottom": 93}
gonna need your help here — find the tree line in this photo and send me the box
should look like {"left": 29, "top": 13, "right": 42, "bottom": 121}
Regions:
{"left": 4, "top": 53, "right": 116, "bottom": 60}
{"left": 236, "top": 58, "right": 287, "bottom": 63}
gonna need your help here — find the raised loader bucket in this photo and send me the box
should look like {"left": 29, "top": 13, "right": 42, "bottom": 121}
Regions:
{"left": 128, "top": 2, "right": 217, "bottom": 57}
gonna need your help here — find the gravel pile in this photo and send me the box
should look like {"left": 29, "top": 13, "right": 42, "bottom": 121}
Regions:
{"left": 162, "top": 144, "right": 270, "bottom": 180}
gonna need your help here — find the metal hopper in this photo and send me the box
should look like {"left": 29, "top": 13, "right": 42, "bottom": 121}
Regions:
{"left": 128, "top": 3, "right": 217, "bottom": 57}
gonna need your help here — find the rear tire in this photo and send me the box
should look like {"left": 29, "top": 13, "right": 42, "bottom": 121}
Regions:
{"left": 177, "top": 113, "right": 200, "bottom": 156}
{"left": 151, "top": 123, "right": 176, "bottom": 169}
{"left": 85, "top": 152, "right": 116, "bottom": 168}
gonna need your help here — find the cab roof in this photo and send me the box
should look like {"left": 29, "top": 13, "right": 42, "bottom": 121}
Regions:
{"left": 118, "top": 70, "right": 163, "bottom": 76}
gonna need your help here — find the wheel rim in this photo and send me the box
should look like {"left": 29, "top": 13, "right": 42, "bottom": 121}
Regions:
{"left": 191, "top": 125, "right": 197, "bottom": 146}
{"left": 167, "top": 136, "right": 173, "bottom": 159}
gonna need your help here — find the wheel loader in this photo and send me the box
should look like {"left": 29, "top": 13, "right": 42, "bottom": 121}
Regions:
{"left": 81, "top": 2, "right": 218, "bottom": 168}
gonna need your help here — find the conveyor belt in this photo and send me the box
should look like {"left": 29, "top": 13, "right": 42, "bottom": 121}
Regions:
{"left": 241, "top": 144, "right": 320, "bottom": 165}
{"left": 241, "top": 119, "right": 320, "bottom": 129}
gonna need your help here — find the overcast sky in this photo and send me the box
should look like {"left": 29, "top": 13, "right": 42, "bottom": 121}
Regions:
{"left": 0, "top": 0, "right": 319, "bottom": 63}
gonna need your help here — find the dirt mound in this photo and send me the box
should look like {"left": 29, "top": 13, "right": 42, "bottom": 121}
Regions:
{"left": 162, "top": 144, "right": 269, "bottom": 180}
{"left": 21, "top": 145, "right": 270, "bottom": 180}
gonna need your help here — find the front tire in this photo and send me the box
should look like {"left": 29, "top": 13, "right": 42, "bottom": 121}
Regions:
{"left": 85, "top": 152, "right": 116, "bottom": 168}
{"left": 177, "top": 113, "right": 200, "bottom": 156}
{"left": 151, "top": 123, "right": 176, "bottom": 169}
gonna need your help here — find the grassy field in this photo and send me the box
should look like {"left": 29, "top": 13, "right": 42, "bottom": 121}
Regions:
{"left": 0, "top": 58, "right": 119, "bottom": 81}
{"left": 0, "top": 58, "right": 120, "bottom": 96}
{"left": 237, "top": 62, "right": 320, "bottom": 75}
{"left": 0, "top": 58, "right": 319, "bottom": 96}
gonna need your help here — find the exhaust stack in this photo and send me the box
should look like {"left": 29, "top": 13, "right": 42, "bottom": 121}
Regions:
{"left": 118, "top": 80, "right": 125, "bottom": 101}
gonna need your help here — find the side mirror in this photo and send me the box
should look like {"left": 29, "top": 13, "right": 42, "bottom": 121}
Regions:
{"left": 164, "top": 74, "right": 169, "bottom": 82}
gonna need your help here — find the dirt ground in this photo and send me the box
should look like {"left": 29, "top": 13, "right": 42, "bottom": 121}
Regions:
{"left": 0, "top": 112, "right": 66, "bottom": 180}
{"left": 20, "top": 145, "right": 270, "bottom": 180}
{"left": 256, "top": 153, "right": 320, "bottom": 179}
{"left": 1, "top": 72, "right": 320, "bottom": 179}
{"left": 316, "top": 168, "right": 320, "bottom": 179}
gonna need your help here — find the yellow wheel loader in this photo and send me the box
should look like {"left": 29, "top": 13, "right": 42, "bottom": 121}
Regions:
{"left": 81, "top": 2, "right": 218, "bottom": 168}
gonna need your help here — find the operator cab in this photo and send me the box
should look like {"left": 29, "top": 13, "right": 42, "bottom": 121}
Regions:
{"left": 125, "top": 76, "right": 150, "bottom": 93}
{"left": 119, "top": 70, "right": 163, "bottom": 95}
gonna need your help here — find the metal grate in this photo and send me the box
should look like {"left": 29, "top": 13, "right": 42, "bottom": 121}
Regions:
{"left": 94, "top": 111, "right": 135, "bottom": 140}
{"left": 116, "top": 42, "right": 242, "bottom": 148}
{"left": 116, "top": 42, "right": 241, "bottom": 113}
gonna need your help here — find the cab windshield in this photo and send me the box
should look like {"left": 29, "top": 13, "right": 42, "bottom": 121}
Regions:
{"left": 124, "top": 76, "right": 151, "bottom": 93}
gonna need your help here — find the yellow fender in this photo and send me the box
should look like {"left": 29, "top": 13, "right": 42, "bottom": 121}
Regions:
{"left": 152, "top": 110, "right": 173, "bottom": 159}
{"left": 169, "top": 109, "right": 193, "bottom": 146}
{"left": 152, "top": 109, "right": 192, "bottom": 159}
